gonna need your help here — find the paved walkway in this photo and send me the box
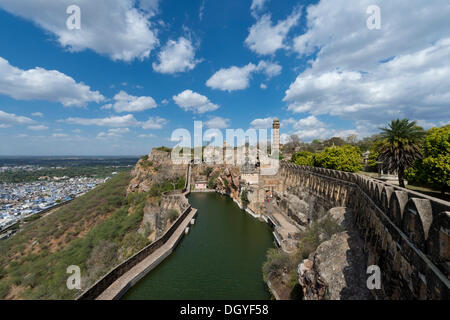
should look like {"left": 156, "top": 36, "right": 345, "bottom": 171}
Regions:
{"left": 96, "top": 208, "right": 197, "bottom": 300}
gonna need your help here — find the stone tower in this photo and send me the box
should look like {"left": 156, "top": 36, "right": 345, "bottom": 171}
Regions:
{"left": 272, "top": 118, "right": 280, "bottom": 157}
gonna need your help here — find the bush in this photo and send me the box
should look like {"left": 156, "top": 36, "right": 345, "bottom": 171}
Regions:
{"left": 168, "top": 210, "right": 179, "bottom": 223}
{"left": 409, "top": 125, "right": 450, "bottom": 194}
{"left": 0, "top": 281, "right": 9, "bottom": 299}
{"left": 292, "top": 151, "right": 315, "bottom": 166}
{"left": 314, "top": 145, "right": 362, "bottom": 172}
{"left": 262, "top": 248, "right": 293, "bottom": 282}
{"left": 240, "top": 189, "right": 249, "bottom": 206}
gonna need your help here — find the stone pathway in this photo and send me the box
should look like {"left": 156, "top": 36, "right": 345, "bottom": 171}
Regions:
{"left": 96, "top": 208, "right": 197, "bottom": 300}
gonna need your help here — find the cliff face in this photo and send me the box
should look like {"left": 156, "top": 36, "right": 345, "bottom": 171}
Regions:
{"left": 127, "top": 149, "right": 186, "bottom": 194}
{"left": 191, "top": 164, "right": 241, "bottom": 201}
{"left": 128, "top": 149, "right": 188, "bottom": 240}
{"left": 297, "top": 208, "right": 371, "bottom": 300}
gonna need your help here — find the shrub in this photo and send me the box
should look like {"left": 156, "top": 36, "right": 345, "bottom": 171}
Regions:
{"left": 314, "top": 145, "right": 362, "bottom": 172}
{"left": 262, "top": 248, "right": 293, "bottom": 282}
{"left": 292, "top": 151, "right": 315, "bottom": 166}
{"left": 168, "top": 210, "right": 179, "bottom": 223}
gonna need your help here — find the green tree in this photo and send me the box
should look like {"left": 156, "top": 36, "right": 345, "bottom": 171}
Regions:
{"left": 240, "top": 189, "right": 249, "bottom": 206}
{"left": 314, "top": 145, "right": 362, "bottom": 172}
{"left": 409, "top": 125, "right": 450, "bottom": 195}
{"left": 377, "top": 119, "right": 425, "bottom": 187}
{"left": 292, "top": 151, "right": 315, "bottom": 166}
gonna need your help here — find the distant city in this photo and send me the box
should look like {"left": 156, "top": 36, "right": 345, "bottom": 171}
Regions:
{"left": 0, "top": 157, "right": 138, "bottom": 239}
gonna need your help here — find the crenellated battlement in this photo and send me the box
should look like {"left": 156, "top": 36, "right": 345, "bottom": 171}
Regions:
{"left": 278, "top": 162, "right": 450, "bottom": 299}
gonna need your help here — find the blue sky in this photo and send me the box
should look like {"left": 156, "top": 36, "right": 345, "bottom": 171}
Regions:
{"left": 0, "top": 0, "right": 449, "bottom": 155}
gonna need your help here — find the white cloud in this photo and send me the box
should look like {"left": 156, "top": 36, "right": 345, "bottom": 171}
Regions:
{"left": 206, "top": 63, "right": 257, "bottom": 92}
{"left": 152, "top": 37, "right": 201, "bottom": 74}
{"left": 250, "top": 117, "right": 273, "bottom": 129}
{"left": 206, "top": 60, "right": 281, "bottom": 92}
{"left": 61, "top": 114, "right": 139, "bottom": 127}
{"left": 173, "top": 90, "right": 220, "bottom": 113}
{"left": 0, "top": 0, "right": 159, "bottom": 62}
{"left": 138, "top": 0, "right": 160, "bottom": 13}
{"left": 60, "top": 114, "right": 167, "bottom": 130}
{"left": 285, "top": 0, "right": 450, "bottom": 126}
{"left": 138, "top": 133, "right": 156, "bottom": 138}
{"left": 251, "top": 0, "right": 270, "bottom": 14}
{"left": 292, "top": 115, "right": 325, "bottom": 130}
{"left": 204, "top": 116, "right": 230, "bottom": 129}
{"left": 245, "top": 9, "right": 301, "bottom": 55}
{"left": 0, "top": 57, "right": 104, "bottom": 107}
{"left": 0, "top": 110, "right": 34, "bottom": 125}
{"left": 97, "top": 127, "right": 130, "bottom": 138}
{"left": 282, "top": 116, "right": 373, "bottom": 142}
{"left": 28, "top": 125, "right": 48, "bottom": 131}
{"left": 31, "top": 112, "right": 44, "bottom": 118}
{"left": 52, "top": 133, "right": 68, "bottom": 138}
{"left": 142, "top": 116, "right": 168, "bottom": 129}
{"left": 112, "top": 90, "right": 157, "bottom": 112}
{"left": 285, "top": 39, "right": 450, "bottom": 122}
{"left": 256, "top": 60, "right": 282, "bottom": 78}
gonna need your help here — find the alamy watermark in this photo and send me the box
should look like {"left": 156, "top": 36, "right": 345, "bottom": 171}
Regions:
{"left": 66, "top": 265, "right": 81, "bottom": 290}
{"left": 66, "top": 5, "right": 81, "bottom": 30}
{"left": 366, "top": 265, "right": 381, "bottom": 289}
{"left": 170, "top": 121, "right": 280, "bottom": 175}
{"left": 366, "top": 5, "right": 381, "bottom": 30}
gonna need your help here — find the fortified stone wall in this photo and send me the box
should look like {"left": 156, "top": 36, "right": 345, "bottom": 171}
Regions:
{"left": 279, "top": 162, "right": 450, "bottom": 300}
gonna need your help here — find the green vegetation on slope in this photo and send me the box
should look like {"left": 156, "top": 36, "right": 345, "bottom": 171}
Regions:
{"left": 0, "top": 172, "right": 147, "bottom": 299}
{"left": 262, "top": 215, "right": 343, "bottom": 299}
{"left": 0, "top": 166, "right": 132, "bottom": 183}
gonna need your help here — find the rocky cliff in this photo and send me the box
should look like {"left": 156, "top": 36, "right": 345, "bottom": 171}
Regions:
{"left": 297, "top": 207, "right": 371, "bottom": 300}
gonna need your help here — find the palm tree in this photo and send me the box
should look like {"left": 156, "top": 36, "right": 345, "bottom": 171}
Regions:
{"left": 377, "top": 119, "right": 425, "bottom": 188}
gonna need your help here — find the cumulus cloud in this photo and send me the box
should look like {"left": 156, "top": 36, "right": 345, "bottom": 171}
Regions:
{"left": 0, "top": 110, "right": 34, "bottom": 125}
{"left": 245, "top": 8, "right": 301, "bottom": 55}
{"left": 282, "top": 116, "right": 374, "bottom": 142}
{"left": 204, "top": 116, "right": 230, "bottom": 129}
{"left": 206, "top": 60, "right": 281, "bottom": 91}
{"left": 153, "top": 37, "right": 201, "bottom": 74}
{"left": 31, "top": 112, "right": 44, "bottom": 118}
{"left": 97, "top": 127, "right": 130, "bottom": 138}
{"left": 0, "top": 57, "right": 104, "bottom": 107}
{"left": 256, "top": 60, "right": 282, "bottom": 78}
{"left": 142, "top": 116, "right": 168, "bottom": 129}
{"left": 28, "top": 125, "right": 48, "bottom": 131}
{"left": 173, "top": 90, "right": 220, "bottom": 113}
{"left": 138, "top": 133, "right": 156, "bottom": 138}
{"left": 111, "top": 90, "right": 157, "bottom": 112}
{"left": 206, "top": 64, "right": 256, "bottom": 92}
{"left": 60, "top": 114, "right": 167, "bottom": 130}
{"left": 286, "top": 0, "right": 450, "bottom": 125}
{"left": 0, "top": 0, "right": 159, "bottom": 62}
{"left": 250, "top": 117, "right": 274, "bottom": 129}
{"left": 60, "top": 114, "right": 140, "bottom": 127}
{"left": 285, "top": 39, "right": 450, "bottom": 122}
{"left": 251, "top": 0, "right": 270, "bottom": 14}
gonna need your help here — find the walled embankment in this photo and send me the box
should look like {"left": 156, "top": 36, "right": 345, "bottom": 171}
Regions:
{"left": 78, "top": 165, "right": 194, "bottom": 300}
{"left": 279, "top": 162, "right": 450, "bottom": 300}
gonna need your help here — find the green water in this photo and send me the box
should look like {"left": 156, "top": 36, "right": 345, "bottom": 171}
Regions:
{"left": 122, "top": 192, "right": 274, "bottom": 300}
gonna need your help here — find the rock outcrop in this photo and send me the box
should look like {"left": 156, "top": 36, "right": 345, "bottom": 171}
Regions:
{"left": 297, "top": 207, "right": 371, "bottom": 300}
{"left": 298, "top": 231, "right": 371, "bottom": 300}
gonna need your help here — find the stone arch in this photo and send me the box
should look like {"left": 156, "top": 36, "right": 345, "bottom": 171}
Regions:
{"left": 381, "top": 186, "right": 395, "bottom": 213}
{"left": 401, "top": 198, "right": 433, "bottom": 251}
{"left": 426, "top": 211, "right": 450, "bottom": 265}
{"left": 390, "top": 190, "right": 409, "bottom": 227}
